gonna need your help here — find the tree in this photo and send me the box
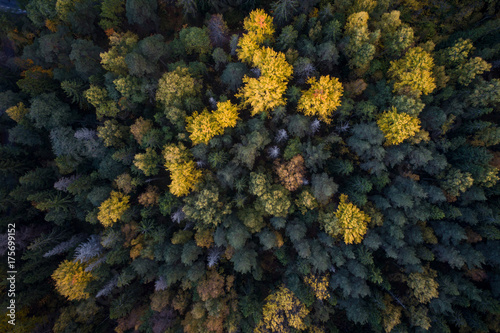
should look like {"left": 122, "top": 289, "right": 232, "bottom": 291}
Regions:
{"left": 311, "top": 173, "right": 338, "bottom": 205}
{"left": 130, "top": 117, "right": 153, "bottom": 144}
{"left": 126, "top": 0, "right": 158, "bottom": 28}
{"left": 274, "top": 155, "right": 306, "bottom": 191}
{"left": 236, "top": 75, "right": 288, "bottom": 116}
{"left": 100, "top": 31, "right": 139, "bottom": 76}
{"left": 388, "top": 46, "right": 436, "bottom": 98}
{"left": 163, "top": 144, "right": 202, "bottom": 196}
{"left": 52, "top": 260, "right": 94, "bottom": 301}
{"left": 179, "top": 27, "right": 211, "bottom": 56}
{"left": 133, "top": 148, "right": 161, "bottom": 176}
{"left": 377, "top": 107, "right": 421, "bottom": 146}
{"left": 405, "top": 267, "right": 439, "bottom": 304}
{"left": 208, "top": 14, "right": 229, "bottom": 48}
{"left": 439, "top": 168, "right": 474, "bottom": 198}
{"left": 297, "top": 75, "right": 343, "bottom": 124}
{"left": 320, "top": 194, "right": 371, "bottom": 244}
{"left": 97, "top": 191, "right": 130, "bottom": 227}
{"left": 256, "top": 286, "right": 309, "bottom": 332}
{"left": 85, "top": 85, "right": 120, "bottom": 120}
{"left": 304, "top": 274, "right": 329, "bottom": 300}
{"left": 344, "top": 11, "right": 380, "bottom": 74}
{"left": 156, "top": 66, "right": 200, "bottom": 109}
{"left": 99, "top": 0, "right": 125, "bottom": 30}
{"left": 28, "top": 93, "right": 75, "bottom": 130}
{"left": 377, "top": 11, "right": 414, "bottom": 57}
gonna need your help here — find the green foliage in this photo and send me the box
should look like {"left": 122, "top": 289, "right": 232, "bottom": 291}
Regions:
{"left": 179, "top": 27, "right": 212, "bottom": 56}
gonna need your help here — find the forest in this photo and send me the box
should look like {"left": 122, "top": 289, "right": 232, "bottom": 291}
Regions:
{"left": 0, "top": 0, "right": 499, "bottom": 332}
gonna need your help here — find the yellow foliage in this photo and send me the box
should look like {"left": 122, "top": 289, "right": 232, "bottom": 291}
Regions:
{"left": 297, "top": 76, "right": 343, "bottom": 124}
{"left": 388, "top": 46, "right": 436, "bottom": 98}
{"left": 97, "top": 191, "right": 130, "bottom": 227}
{"left": 243, "top": 9, "right": 274, "bottom": 43}
{"left": 237, "top": 75, "right": 288, "bottom": 116}
{"left": 335, "top": 194, "right": 371, "bottom": 244}
{"left": 186, "top": 109, "right": 223, "bottom": 145}
{"left": 256, "top": 286, "right": 309, "bottom": 332}
{"left": 304, "top": 274, "right": 330, "bottom": 300}
{"left": 382, "top": 294, "right": 402, "bottom": 333}
{"left": 163, "top": 144, "right": 202, "bottom": 196}
{"left": 52, "top": 260, "right": 94, "bottom": 300}
{"left": 213, "top": 100, "right": 240, "bottom": 128}
{"left": 407, "top": 267, "right": 439, "bottom": 304}
{"left": 6, "top": 102, "right": 29, "bottom": 123}
{"left": 237, "top": 32, "right": 262, "bottom": 64}
{"left": 168, "top": 161, "right": 203, "bottom": 197}
{"left": 252, "top": 47, "right": 293, "bottom": 81}
{"left": 377, "top": 107, "right": 421, "bottom": 146}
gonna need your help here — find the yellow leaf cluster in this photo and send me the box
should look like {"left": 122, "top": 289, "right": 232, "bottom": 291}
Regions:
{"left": 407, "top": 267, "right": 439, "bottom": 304}
{"left": 236, "top": 10, "right": 294, "bottom": 116}
{"left": 297, "top": 76, "right": 343, "bottom": 124}
{"left": 304, "top": 274, "right": 330, "bottom": 301}
{"left": 186, "top": 101, "right": 240, "bottom": 145}
{"left": 163, "top": 144, "right": 202, "bottom": 197}
{"left": 97, "top": 191, "right": 130, "bottom": 227}
{"left": 388, "top": 47, "right": 436, "bottom": 98}
{"left": 335, "top": 194, "right": 371, "bottom": 244}
{"left": 51, "top": 260, "right": 94, "bottom": 301}
{"left": 256, "top": 286, "right": 309, "bottom": 332}
{"left": 377, "top": 107, "right": 421, "bottom": 146}
{"left": 243, "top": 9, "right": 274, "bottom": 43}
{"left": 6, "top": 102, "right": 29, "bottom": 123}
{"left": 237, "top": 75, "right": 288, "bottom": 116}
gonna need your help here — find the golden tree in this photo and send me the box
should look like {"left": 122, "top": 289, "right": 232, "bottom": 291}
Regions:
{"left": 237, "top": 75, "right": 288, "bottom": 116}
{"left": 388, "top": 46, "right": 436, "bottom": 98}
{"left": 213, "top": 100, "right": 240, "bottom": 128}
{"left": 97, "top": 191, "right": 130, "bottom": 227}
{"left": 256, "top": 286, "right": 309, "bottom": 332}
{"left": 297, "top": 76, "right": 343, "bottom": 124}
{"left": 377, "top": 107, "right": 421, "bottom": 146}
{"left": 186, "top": 109, "right": 223, "bottom": 145}
{"left": 6, "top": 102, "right": 29, "bottom": 123}
{"left": 163, "top": 144, "right": 202, "bottom": 196}
{"left": 304, "top": 274, "right": 330, "bottom": 301}
{"left": 52, "top": 260, "right": 94, "bottom": 300}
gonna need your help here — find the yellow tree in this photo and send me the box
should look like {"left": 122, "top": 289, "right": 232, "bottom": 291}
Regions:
{"left": 186, "top": 101, "right": 240, "bottom": 145}
{"left": 304, "top": 274, "right": 330, "bottom": 301}
{"left": 377, "top": 107, "right": 421, "bottom": 145}
{"left": 213, "top": 100, "right": 240, "bottom": 128}
{"left": 97, "top": 191, "right": 130, "bottom": 227}
{"left": 255, "top": 286, "right": 309, "bottom": 332}
{"left": 297, "top": 76, "right": 343, "bottom": 124}
{"left": 388, "top": 46, "right": 436, "bottom": 98}
{"left": 163, "top": 144, "right": 202, "bottom": 196}
{"left": 237, "top": 75, "right": 288, "bottom": 116}
{"left": 321, "top": 194, "right": 371, "bottom": 244}
{"left": 52, "top": 260, "right": 94, "bottom": 300}
{"left": 186, "top": 109, "right": 223, "bottom": 145}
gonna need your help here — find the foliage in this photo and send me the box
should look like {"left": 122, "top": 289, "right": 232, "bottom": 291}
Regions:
{"left": 256, "top": 286, "right": 309, "bottom": 332}
{"left": 52, "top": 260, "right": 94, "bottom": 300}
{"left": 377, "top": 107, "right": 421, "bottom": 145}
{"left": 97, "top": 191, "right": 130, "bottom": 227}
{"left": 297, "top": 75, "right": 343, "bottom": 124}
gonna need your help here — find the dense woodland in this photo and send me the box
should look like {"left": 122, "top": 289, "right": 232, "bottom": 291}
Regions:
{"left": 1, "top": 0, "right": 500, "bottom": 332}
